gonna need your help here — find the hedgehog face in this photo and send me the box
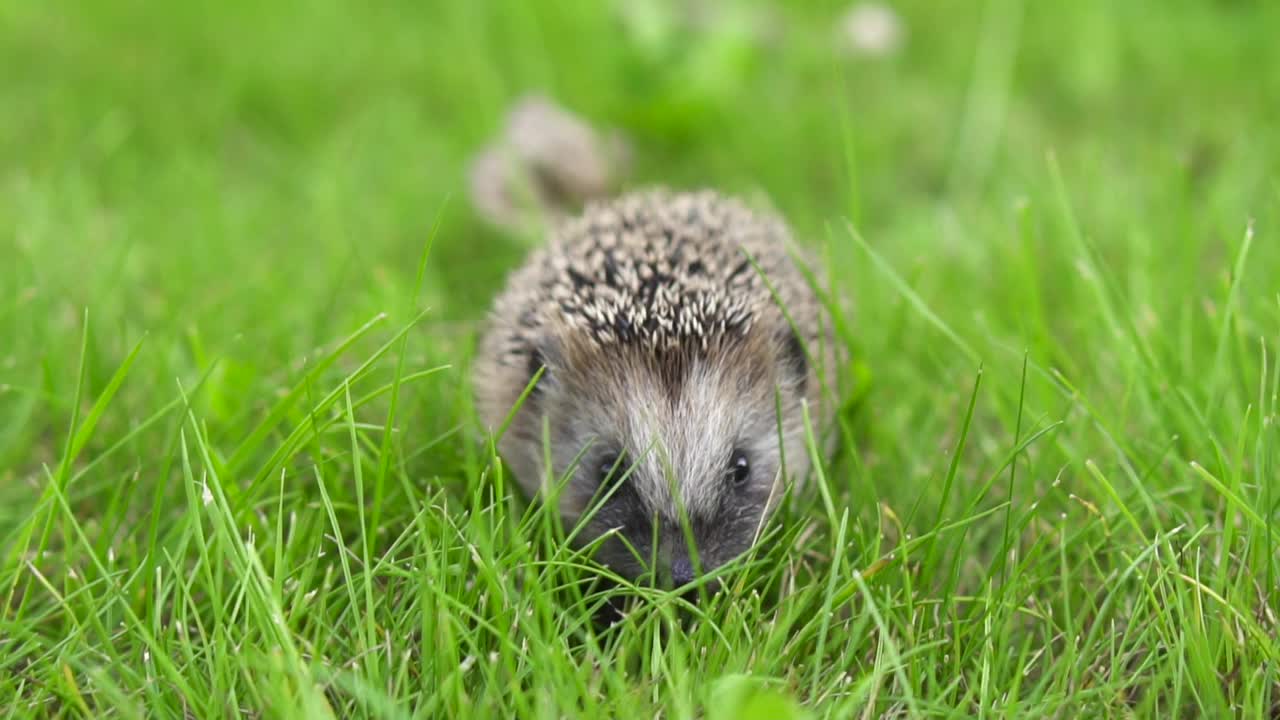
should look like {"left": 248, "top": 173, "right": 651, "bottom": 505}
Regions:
{"left": 517, "top": 329, "right": 811, "bottom": 587}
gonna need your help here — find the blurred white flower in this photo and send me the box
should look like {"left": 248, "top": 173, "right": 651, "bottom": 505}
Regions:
{"left": 837, "top": 2, "right": 904, "bottom": 58}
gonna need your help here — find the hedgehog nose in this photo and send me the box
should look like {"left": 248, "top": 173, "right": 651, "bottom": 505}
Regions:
{"left": 670, "top": 556, "right": 696, "bottom": 586}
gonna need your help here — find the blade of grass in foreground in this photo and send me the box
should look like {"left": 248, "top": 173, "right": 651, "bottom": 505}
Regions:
{"left": 844, "top": 220, "right": 979, "bottom": 364}
{"left": 242, "top": 311, "right": 436, "bottom": 493}
{"left": 3, "top": 311, "right": 88, "bottom": 622}
{"left": 224, "top": 312, "right": 390, "bottom": 475}
{"left": 372, "top": 200, "right": 445, "bottom": 540}
{"left": 43, "top": 468, "right": 205, "bottom": 714}
{"left": 1208, "top": 221, "right": 1255, "bottom": 407}
{"left": 4, "top": 314, "right": 143, "bottom": 624}
{"left": 922, "top": 366, "right": 983, "bottom": 583}
{"left": 182, "top": 415, "right": 336, "bottom": 720}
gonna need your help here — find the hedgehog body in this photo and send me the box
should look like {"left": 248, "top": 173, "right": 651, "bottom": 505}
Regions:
{"left": 474, "top": 189, "right": 837, "bottom": 585}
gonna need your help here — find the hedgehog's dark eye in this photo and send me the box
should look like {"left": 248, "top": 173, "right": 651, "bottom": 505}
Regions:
{"left": 598, "top": 451, "right": 629, "bottom": 489}
{"left": 728, "top": 449, "right": 750, "bottom": 487}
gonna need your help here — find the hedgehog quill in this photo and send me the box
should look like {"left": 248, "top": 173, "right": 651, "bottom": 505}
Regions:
{"left": 475, "top": 189, "right": 838, "bottom": 587}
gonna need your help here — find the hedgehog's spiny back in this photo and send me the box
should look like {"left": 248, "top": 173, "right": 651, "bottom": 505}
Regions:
{"left": 503, "top": 189, "right": 802, "bottom": 358}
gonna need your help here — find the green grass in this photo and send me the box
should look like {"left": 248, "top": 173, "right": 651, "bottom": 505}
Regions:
{"left": 3, "top": 0, "right": 1279, "bottom": 717}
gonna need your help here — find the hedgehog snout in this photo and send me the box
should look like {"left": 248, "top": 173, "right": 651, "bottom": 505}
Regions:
{"left": 669, "top": 555, "right": 696, "bottom": 587}
{"left": 652, "top": 537, "right": 708, "bottom": 590}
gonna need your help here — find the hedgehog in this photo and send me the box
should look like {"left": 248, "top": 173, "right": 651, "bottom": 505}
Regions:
{"left": 474, "top": 188, "right": 838, "bottom": 587}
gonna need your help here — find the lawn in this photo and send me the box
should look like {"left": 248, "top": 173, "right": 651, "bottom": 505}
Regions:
{"left": 2, "top": 0, "right": 1279, "bottom": 717}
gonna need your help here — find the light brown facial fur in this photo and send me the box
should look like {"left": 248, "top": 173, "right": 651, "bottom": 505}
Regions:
{"left": 474, "top": 189, "right": 836, "bottom": 585}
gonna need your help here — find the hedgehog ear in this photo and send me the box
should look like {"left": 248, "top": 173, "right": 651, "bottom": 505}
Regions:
{"left": 524, "top": 335, "right": 564, "bottom": 393}
{"left": 776, "top": 325, "right": 808, "bottom": 395}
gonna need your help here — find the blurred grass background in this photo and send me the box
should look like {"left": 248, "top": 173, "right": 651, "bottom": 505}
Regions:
{"left": 2, "top": 0, "right": 1279, "bottom": 717}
